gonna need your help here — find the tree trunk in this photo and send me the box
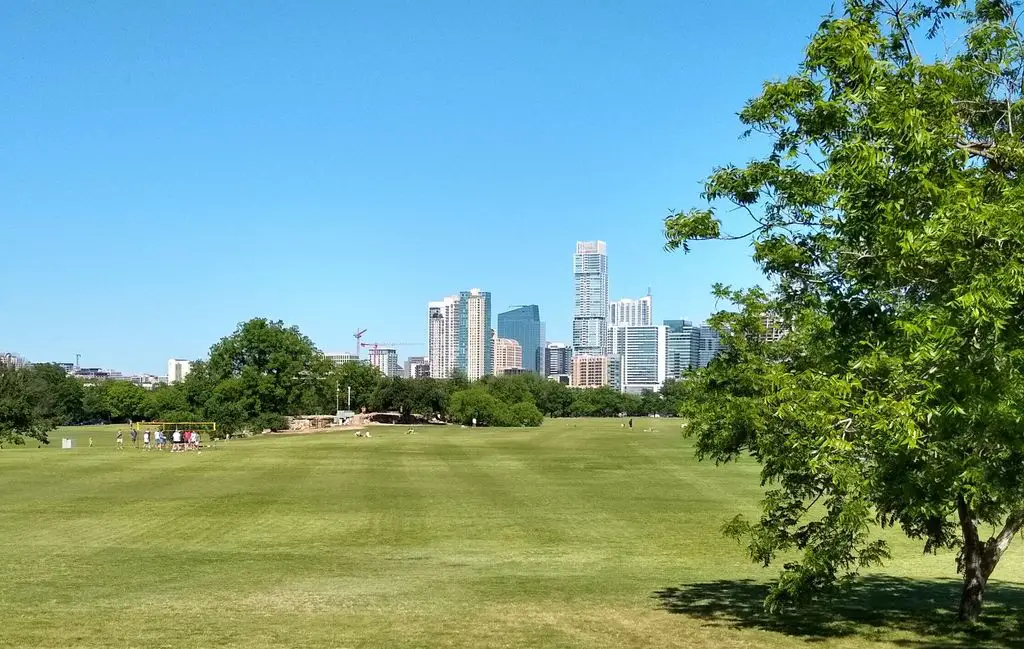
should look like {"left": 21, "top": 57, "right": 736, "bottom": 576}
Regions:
{"left": 956, "top": 497, "right": 1024, "bottom": 622}
{"left": 958, "top": 539, "right": 988, "bottom": 622}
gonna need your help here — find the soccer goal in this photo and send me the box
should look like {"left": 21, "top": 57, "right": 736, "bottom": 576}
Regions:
{"left": 137, "top": 421, "right": 217, "bottom": 435}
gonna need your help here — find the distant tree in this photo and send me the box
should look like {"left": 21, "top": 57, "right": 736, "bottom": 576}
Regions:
{"left": 23, "top": 363, "right": 84, "bottom": 425}
{"left": 448, "top": 387, "right": 509, "bottom": 427}
{"left": 570, "top": 386, "right": 634, "bottom": 418}
{"left": 506, "top": 401, "right": 543, "bottom": 427}
{"left": 329, "top": 361, "right": 383, "bottom": 413}
{"left": 0, "top": 364, "right": 50, "bottom": 447}
{"left": 664, "top": 0, "right": 1024, "bottom": 621}
{"left": 533, "top": 379, "right": 574, "bottom": 417}
{"left": 205, "top": 318, "right": 335, "bottom": 421}
{"left": 143, "top": 384, "right": 191, "bottom": 421}
{"left": 82, "top": 383, "right": 111, "bottom": 422}
{"left": 103, "top": 381, "right": 148, "bottom": 422}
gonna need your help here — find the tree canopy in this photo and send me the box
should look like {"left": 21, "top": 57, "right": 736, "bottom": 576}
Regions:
{"left": 0, "top": 364, "right": 52, "bottom": 447}
{"left": 666, "top": 0, "right": 1024, "bottom": 621}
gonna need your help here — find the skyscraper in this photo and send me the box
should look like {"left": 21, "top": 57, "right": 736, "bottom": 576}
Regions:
{"left": 609, "top": 294, "right": 653, "bottom": 327}
{"left": 457, "top": 288, "right": 492, "bottom": 380}
{"left": 544, "top": 343, "right": 572, "bottom": 377}
{"left": 496, "top": 305, "right": 543, "bottom": 373}
{"left": 664, "top": 319, "right": 701, "bottom": 378}
{"left": 610, "top": 325, "right": 668, "bottom": 393}
{"left": 427, "top": 295, "right": 460, "bottom": 379}
{"left": 698, "top": 324, "right": 723, "bottom": 368}
{"left": 572, "top": 241, "right": 609, "bottom": 356}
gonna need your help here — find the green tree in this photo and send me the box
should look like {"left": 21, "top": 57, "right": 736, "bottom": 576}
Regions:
{"left": 0, "top": 364, "right": 51, "bottom": 447}
{"left": 330, "top": 361, "right": 383, "bottom": 413}
{"left": 82, "top": 383, "right": 111, "bottom": 422}
{"left": 448, "top": 387, "right": 508, "bottom": 426}
{"left": 143, "top": 384, "right": 192, "bottom": 421}
{"left": 23, "top": 363, "right": 85, "bottom": 425}
{"left": 665, "top": 0, "right": 1024, "bottom": 620}
{"left": 506, "top": 401, "right": 543, "bottom": 427}
{"left": 569, "top": 387, "right": 625, "bottom": 417}
{"left": 205, "top": 318, "right": 335, "bottom": 423}
{"left": 104, "top": 381, "right": 148, "bottom": 422}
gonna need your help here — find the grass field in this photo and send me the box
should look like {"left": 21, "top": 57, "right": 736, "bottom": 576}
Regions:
{"left": 1, "top": 419, "right": 1022, "bottom": 649}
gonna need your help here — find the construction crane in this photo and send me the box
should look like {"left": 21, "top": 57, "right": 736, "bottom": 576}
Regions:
{"left": 359, "top": 342, "right": 419, "bottom": 352}
{"left": 353, "top": 329, "right": 368, "bottom": 360}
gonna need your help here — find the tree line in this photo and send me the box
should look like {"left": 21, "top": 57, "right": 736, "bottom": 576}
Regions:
{"left": 1, "top": 318, "right": 685, "bottom": 445}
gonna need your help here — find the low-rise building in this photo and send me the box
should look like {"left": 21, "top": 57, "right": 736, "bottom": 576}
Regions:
{"left": 571, "top": 354, "right": 610, "bottom": 388}
{"left": 493, "top": 335, "right": 523, "bottom": 376}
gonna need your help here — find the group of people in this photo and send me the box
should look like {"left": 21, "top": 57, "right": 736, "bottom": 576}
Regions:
{"left": 112, "top": 428, "right": 203, "bottom": 452}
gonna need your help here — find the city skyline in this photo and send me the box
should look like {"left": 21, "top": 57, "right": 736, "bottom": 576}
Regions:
{"left": 0, "top": 1, "right": 811, "bottom": 375}
{"left": 4, "top": 237, "right": 724, "bottom": 380}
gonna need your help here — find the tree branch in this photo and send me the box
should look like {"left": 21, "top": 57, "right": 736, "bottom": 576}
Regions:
{"left": 956, "top": 140, "right": 997, "bottom": 161}
{"left": 957, "top": 495, "right": 981, "bottom": 548}
{"left": 989, "top": 509, "right": 1024, "bottom": 559}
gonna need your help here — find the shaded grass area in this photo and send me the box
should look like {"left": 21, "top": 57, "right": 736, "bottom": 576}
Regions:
{"left": 655, "top": 576, "right": 1024, "bottom": 648}
{"left": 1, "top": 418, "right": 1022, "bottom": 648}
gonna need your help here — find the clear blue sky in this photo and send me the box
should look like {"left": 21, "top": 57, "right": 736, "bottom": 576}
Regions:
{"left": 1, "top": 0, "right": 826, "bottom": 374}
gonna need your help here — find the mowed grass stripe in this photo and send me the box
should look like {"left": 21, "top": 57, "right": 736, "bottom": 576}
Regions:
{"left": 2, "top": 420, "right": 1022, "bottom": 649}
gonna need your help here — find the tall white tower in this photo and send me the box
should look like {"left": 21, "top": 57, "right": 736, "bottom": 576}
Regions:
{"left": 427, "top": 295, "right": 460, "bottom": 379}
{"left": 572, "top": 241, "right": 609, "bottom": 356}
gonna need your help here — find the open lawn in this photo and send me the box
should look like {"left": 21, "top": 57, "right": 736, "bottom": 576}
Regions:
{"left": 1, "top": 419, "right": 1022, "bottom": 648}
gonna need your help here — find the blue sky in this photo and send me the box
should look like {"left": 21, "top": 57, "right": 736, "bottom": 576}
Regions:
{"left": 1, "top": 0, "right": 826, "bottom": 374}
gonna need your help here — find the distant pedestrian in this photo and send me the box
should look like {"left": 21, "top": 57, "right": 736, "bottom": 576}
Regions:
{"left": 628, "top": 418, "right": 633, "bottom": 429}
{"left": 130, "top": 428, "right": 138, "bottom": 448}
{"left": 143, "top": 430, "right": 151, "bottom": 450}
{"left": 89, "top": 437, "right": 95, "bottom": 448}
{"left": 116, "top": 430, "right": 124, "bottom": 449}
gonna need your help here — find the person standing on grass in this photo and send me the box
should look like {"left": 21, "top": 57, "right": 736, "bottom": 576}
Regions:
{"left": 172, "top": 429, "right": 182, "bottom": 452}
{"left": 116, "top": 430, "right": 124, "bottom": 450}
{"left": 130, "top": 428, "right": 138, "bottom": 448}
{"left": 89, "top": 437, "right": 94, "bottom": 448}
{"left": 143, "top": 430, "right": 151, "bottom": 450}
{"left": 628, "top": 418, "right": 633, "bottom": 429}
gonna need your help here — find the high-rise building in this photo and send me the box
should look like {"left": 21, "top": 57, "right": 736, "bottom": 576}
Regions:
{"left": 166, "top": 358, "right": 192, "bottom": 385}
{"left": 457, "top": 288, "right": 492, "bottom": 380}
{"left": 571, "top": 354, "right": 610, "bottom": 388}
{"left": 0, "top": 352, "right": 27, "bottom": 368}
{"left": 761, "top": 312, "right": 787, "bottom": 343}
{"left": 609, "top": 294, "right": 653, "bottom": 327}
{"left": 496, "top": 305, "right": 543, "bottom": 373}
{"left": 664, "top": 319, "right": 701, "bottom": 379}
{"left": 404, "top": 356, "right": 431, "bottom": 379}
{"left": 544, "top": 343, "right": 572, "bottom": 377}
{"left": 610, "top": 325, "right": 668, "bottom": 393}
{"left": 325, "top": 352, "right": 360, "bottom": 366}
{"left": 698, "top": 325, "right": 723, "bottom": 368}
{"left": 428, "top": 295, "right": 461, "bottom": 379}
{"left": 368, "top": 347, "right": 401, "bottom": 376}
{"left": 493, "top": 334, "right": 523, "bottom": 375}
{"left": 572, "top": 241, "right": 609, "bottom": 356}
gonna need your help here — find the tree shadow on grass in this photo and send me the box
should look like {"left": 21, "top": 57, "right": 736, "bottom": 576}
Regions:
{"left": 654, "top": 576, "right": 1024, "bottom": 648}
